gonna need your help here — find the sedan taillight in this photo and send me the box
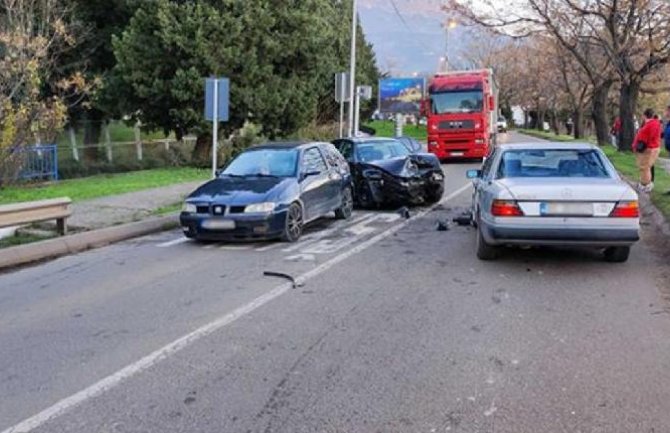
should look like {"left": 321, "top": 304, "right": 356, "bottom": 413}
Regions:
{"left": 609, "top": 201, "right": 639, "bottom": 218}
{"left": 491, "top": 200, "right": 524, "bottom": 217}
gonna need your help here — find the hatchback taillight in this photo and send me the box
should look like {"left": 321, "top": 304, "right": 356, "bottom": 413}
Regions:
{"left": 609, "top": 201, "right": 639, "bottom": 218}
{"left": 491, "top": 200, "right": 524, "bottom": 217}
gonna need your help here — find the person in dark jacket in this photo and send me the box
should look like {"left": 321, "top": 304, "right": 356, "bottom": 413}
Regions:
{"left": 633, "top": 108, "right": 662, "bottom": 192}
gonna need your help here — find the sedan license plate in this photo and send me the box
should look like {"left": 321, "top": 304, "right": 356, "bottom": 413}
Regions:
{"left": 540, "top": 202, "right": 593, "bottom": 216}
{"left": 202, "top": 219, "right": 236, "bottom": 230}
{"left": 450, "top": 151, "right": 464, "bottom": 157}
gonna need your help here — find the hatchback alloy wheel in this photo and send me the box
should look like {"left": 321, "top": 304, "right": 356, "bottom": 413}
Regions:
{"left": 282, "top": 202, "right": 304, "bottom": 242}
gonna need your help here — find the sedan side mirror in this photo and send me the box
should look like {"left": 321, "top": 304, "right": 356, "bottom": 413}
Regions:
{"left": 215, "top": 169, "right": 224, "bottom": 177}
{"left": 466, "top": 169, "right": 482, "bottom": 179}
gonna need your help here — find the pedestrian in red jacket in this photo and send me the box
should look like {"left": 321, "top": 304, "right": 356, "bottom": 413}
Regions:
{"left": 632, "top": 108, "right": 662, "bottom": 192}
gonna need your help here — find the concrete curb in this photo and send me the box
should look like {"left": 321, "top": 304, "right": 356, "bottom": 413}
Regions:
{"left": 0, "top": 214, "right": 180, "bottom": 272}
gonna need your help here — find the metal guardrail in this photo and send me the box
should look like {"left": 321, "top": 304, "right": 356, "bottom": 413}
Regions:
{"left": 0, "top": 197, "right": 72, "bottom": 235}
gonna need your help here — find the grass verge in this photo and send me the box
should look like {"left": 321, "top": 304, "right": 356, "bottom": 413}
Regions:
{"left": 516, "top": 128, "right": 583, "bottom": 142}
{"left": 0, "top": 232, "right": 55, "bottom": 249}
{"left": 364, "top": 120, "right": 427, "bottom": 141}
{"left": 0, "top": 168, "right": 208, "bottom": 205}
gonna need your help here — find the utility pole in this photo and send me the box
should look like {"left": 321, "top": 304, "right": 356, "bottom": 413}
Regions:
{"left": 443, "top": 20, "right": 457, "bottom": 72}
{"left": 347, "top": 0, "right": 358, "bottom": 137}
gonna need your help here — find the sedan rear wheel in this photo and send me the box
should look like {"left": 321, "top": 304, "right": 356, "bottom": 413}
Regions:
{"left": 335, "top": 187, "right": 354, "bottom": 219}
{"left": 604, "top": 246, "right": 630, "bottom": 263}
{"left": 282, "top": 202, "right": 304, "bottom": 242}
{"left": 476, "top": 219, "right": 499, "bottom": 260}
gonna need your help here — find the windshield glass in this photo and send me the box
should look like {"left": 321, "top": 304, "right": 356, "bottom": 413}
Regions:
{"left": 222, "top": 148, "right": 298, "bottom": 177}
{"left": 431, "top": 90, "right": 483, "bottom": 114}
{"left": 356, "top": 140, "right": 411, "bottom": 162}
{"left": 497, "top": 149, "right": 610, "bottom": 178}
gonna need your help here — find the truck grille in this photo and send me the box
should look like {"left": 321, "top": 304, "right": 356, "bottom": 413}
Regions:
{"left": 438, "top": 120, "right": 475, "bottom": 130}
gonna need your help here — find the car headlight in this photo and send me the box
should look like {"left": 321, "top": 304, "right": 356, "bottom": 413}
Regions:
{"left": 244, "top": 202, "right": 276, "bottom": 213}
{"left": 182, "top": 203, "right": 197, "bottom": 213}
{"left": 402, "top": 160, "right": 420, "bottom": 177}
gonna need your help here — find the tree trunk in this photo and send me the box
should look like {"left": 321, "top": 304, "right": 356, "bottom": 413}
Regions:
{"left": 591, "top": 80, "right": 613, "bottom": 146}
{"left": 82, "top": 110, "right": 103, "bottom": 162}
{"left": 573, "top": 110, "right": 584, "bottom": 139}
{"left": 618, "top": 80, "right": 640, "bottom": 152}
{"left": 523, "top": 111, "right": 529, "bottom": 129}
{"left": 192, "top": 133, "right": 212, "bottom": 167}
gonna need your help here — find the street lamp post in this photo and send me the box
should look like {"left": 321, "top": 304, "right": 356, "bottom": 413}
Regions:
{"left": 443, "top": 19, "right": 457, "bottom": 72}
{"left": 347, "top": 0, "right": 358, "bottom": 137}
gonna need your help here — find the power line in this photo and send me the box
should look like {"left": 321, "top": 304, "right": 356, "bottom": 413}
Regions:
{"left": 387, "top": 0, "right": 434, "bottom": 53}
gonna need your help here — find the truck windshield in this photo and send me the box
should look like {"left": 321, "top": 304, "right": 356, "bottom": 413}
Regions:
{"left": 431, "top": 91, "right": 483, "bottom": 114}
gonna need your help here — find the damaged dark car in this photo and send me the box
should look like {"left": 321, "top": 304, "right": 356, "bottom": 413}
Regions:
{"left": 332, "top": 137, "right": 445, "bottom": 207}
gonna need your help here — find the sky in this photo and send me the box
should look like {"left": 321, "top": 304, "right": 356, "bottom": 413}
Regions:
{"left": 358, "top": 0, "right": 469, "bottom": 75}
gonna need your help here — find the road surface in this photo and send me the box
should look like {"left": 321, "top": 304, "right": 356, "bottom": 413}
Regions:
{"left": 1, "top": 132, "right": 669, "bottom": 433}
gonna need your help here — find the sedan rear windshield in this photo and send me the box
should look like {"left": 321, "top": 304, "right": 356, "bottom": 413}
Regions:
{"left": 497, "top": 149, "right": 610, "bottom": 178}
{"left": 223, "top": 149, "right": 298, "bottom": 177}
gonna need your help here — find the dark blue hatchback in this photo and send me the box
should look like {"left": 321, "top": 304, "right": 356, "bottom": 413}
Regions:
{"left": 180, "top": 142, "right": 353, "bottom": 242}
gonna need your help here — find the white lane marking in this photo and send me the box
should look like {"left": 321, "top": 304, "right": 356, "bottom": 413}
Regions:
{"left": 255, "top": 243, "right": 281, "bottom": 252}
{"left": 284, "top": 253, "right": 316, "bottom": 262}
{"left": 281, "top": 212, "right": 376, "bottom": 252}
{"left": 156, "top": 237, "right": 189, "bottom": 248}
{"left": 1, "top": 183, "right": 471, "bottom": 433}
{"left": 219, "top": 245, "right": 251, "bottom": 251}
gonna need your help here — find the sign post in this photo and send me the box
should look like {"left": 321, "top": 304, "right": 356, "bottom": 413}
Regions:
{"left": 354, "top": 85, "right": 372, "bottom": 137}
{"left": 205, "top": 77, "right": 230, "bottom": 179}
{"left": 335, "top": 72, "right": 350, "bottom": 138}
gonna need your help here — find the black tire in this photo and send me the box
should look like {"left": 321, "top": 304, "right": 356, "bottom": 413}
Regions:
{"left": 604, "top": 246, "right": 630, "bottom": 263}
{"left": 281, "top": 202, "right": 304, "bottom": 242}
{"left": 335, "top": 187, "right": 354, "bottom": 219}
{"left": 355, "top": 183, "right": 379, "bottom": 209}
{"left": 476, "top": 222, "right": 499, "bottom": 260}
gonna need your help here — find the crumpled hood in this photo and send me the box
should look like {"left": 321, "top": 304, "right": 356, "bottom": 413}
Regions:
{"left": 362, "top": 153, "right": 440, "bottom": 176}
{"left": 187, "top": 177, "right": 292, "bottom": 205}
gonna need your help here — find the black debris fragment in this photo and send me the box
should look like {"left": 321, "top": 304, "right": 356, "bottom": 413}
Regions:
{"left": 436, "top": 220, "right": 450, "bottom": 231}
{"left": 397, "top": 206, "right": 411, "bottom": 219}
{"left": 453, "top": 212, "right": 473, "bottom": 226}
{"left": 263, "top": 271, "right": 303, "bottom": 289}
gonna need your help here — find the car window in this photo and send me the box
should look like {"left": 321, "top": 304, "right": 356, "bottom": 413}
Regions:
{"left": 481, "top": 148, "right": 497, "bottom": 178}
{"left": 334, "top": 140, "right": 355, "bottom": 162}
{"left": 497, "top": 149, "right": 610, "bottom": 178}
{"left": 302, "top": 147, "right": 328, "bottom": 173}
{"left": 356, "top": 140, "right": 410, "bottom": 163}
{"left": 223, "top": 148, "right": 298, "bottom": 177}
{"left": 322, "top": 143, "right": 348, "bottom": 171}
{"left": 398, "top": 137, "right": 421, "bottom": 153}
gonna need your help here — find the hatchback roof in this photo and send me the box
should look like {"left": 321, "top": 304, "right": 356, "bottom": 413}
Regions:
{"left": 250, "top": 141, "right": 318, "bottom": 150}
{"left": 498, "top": 142, "right": 598, "bottom": 151}
{"left": 340, "top": 136, "right": 401, "bottom": 143}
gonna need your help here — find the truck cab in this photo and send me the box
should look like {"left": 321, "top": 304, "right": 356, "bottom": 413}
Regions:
{"left": 423, "top": 69, "right": 498, "bottom": 161}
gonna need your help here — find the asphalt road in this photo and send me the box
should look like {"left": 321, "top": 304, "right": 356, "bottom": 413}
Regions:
{"left": 1, "top": 132, "right": 670, "bottom": 433}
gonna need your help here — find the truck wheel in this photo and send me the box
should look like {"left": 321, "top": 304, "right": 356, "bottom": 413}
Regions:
{"left": 476, "top": 221, "right": 498, "bottom": 260}
{"left": 604, "top": 246, "right": 630, "bottom": 263}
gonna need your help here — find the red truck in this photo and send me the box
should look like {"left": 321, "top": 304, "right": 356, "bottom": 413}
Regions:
{"left": 422, "top": 69, "right": 498, "bottom": 161}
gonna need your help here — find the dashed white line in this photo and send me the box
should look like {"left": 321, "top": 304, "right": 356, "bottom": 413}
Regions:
{"left": 1, "top": 182, "right": 472, "bottom": 433}
{"left": 156, "top": 237, "right": 189, "bottom": 248}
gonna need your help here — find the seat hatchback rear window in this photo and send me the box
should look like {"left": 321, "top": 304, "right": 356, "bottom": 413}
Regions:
{"left": 497, "top": 149, "right": 610, "bottom": 179}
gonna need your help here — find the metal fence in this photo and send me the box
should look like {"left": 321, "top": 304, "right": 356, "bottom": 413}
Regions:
{"left": 18, "top": 145, "right": 59, "bottom": 181}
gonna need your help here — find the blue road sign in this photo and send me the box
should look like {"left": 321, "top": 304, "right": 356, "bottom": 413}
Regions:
{"left": 205, "top": 78, "right": 230, "bottom": 122}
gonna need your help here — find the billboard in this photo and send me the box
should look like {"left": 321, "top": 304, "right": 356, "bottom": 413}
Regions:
{"left": 378, "top": 77, "right": 425, "bottom": 114}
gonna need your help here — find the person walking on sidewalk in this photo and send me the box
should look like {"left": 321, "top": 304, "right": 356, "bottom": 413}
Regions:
{"left": 633, "top": 108, "right": 662, "bottom": 193}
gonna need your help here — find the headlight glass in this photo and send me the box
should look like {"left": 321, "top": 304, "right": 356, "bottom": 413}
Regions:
{"left": 402, "top": 160, "right": 420, "bottom": 177}
{"left": 244, "top": 202, "right": 276, "bottom": 213}
{"left": 182, "top": 203, "right": 197, "bottom": 213}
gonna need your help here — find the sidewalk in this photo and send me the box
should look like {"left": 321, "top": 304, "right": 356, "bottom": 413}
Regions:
{"left": 66, "top": 181, "right": 203, "bottom": 230}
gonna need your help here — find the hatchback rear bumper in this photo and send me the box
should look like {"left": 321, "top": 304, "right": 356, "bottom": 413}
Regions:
{"left": 480, "top": 220, "right": 640, "bottom": 247}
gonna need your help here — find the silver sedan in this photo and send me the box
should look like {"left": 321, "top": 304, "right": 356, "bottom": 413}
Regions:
{"left": 467, "top": 142, "right": 640, "bottom": 262}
